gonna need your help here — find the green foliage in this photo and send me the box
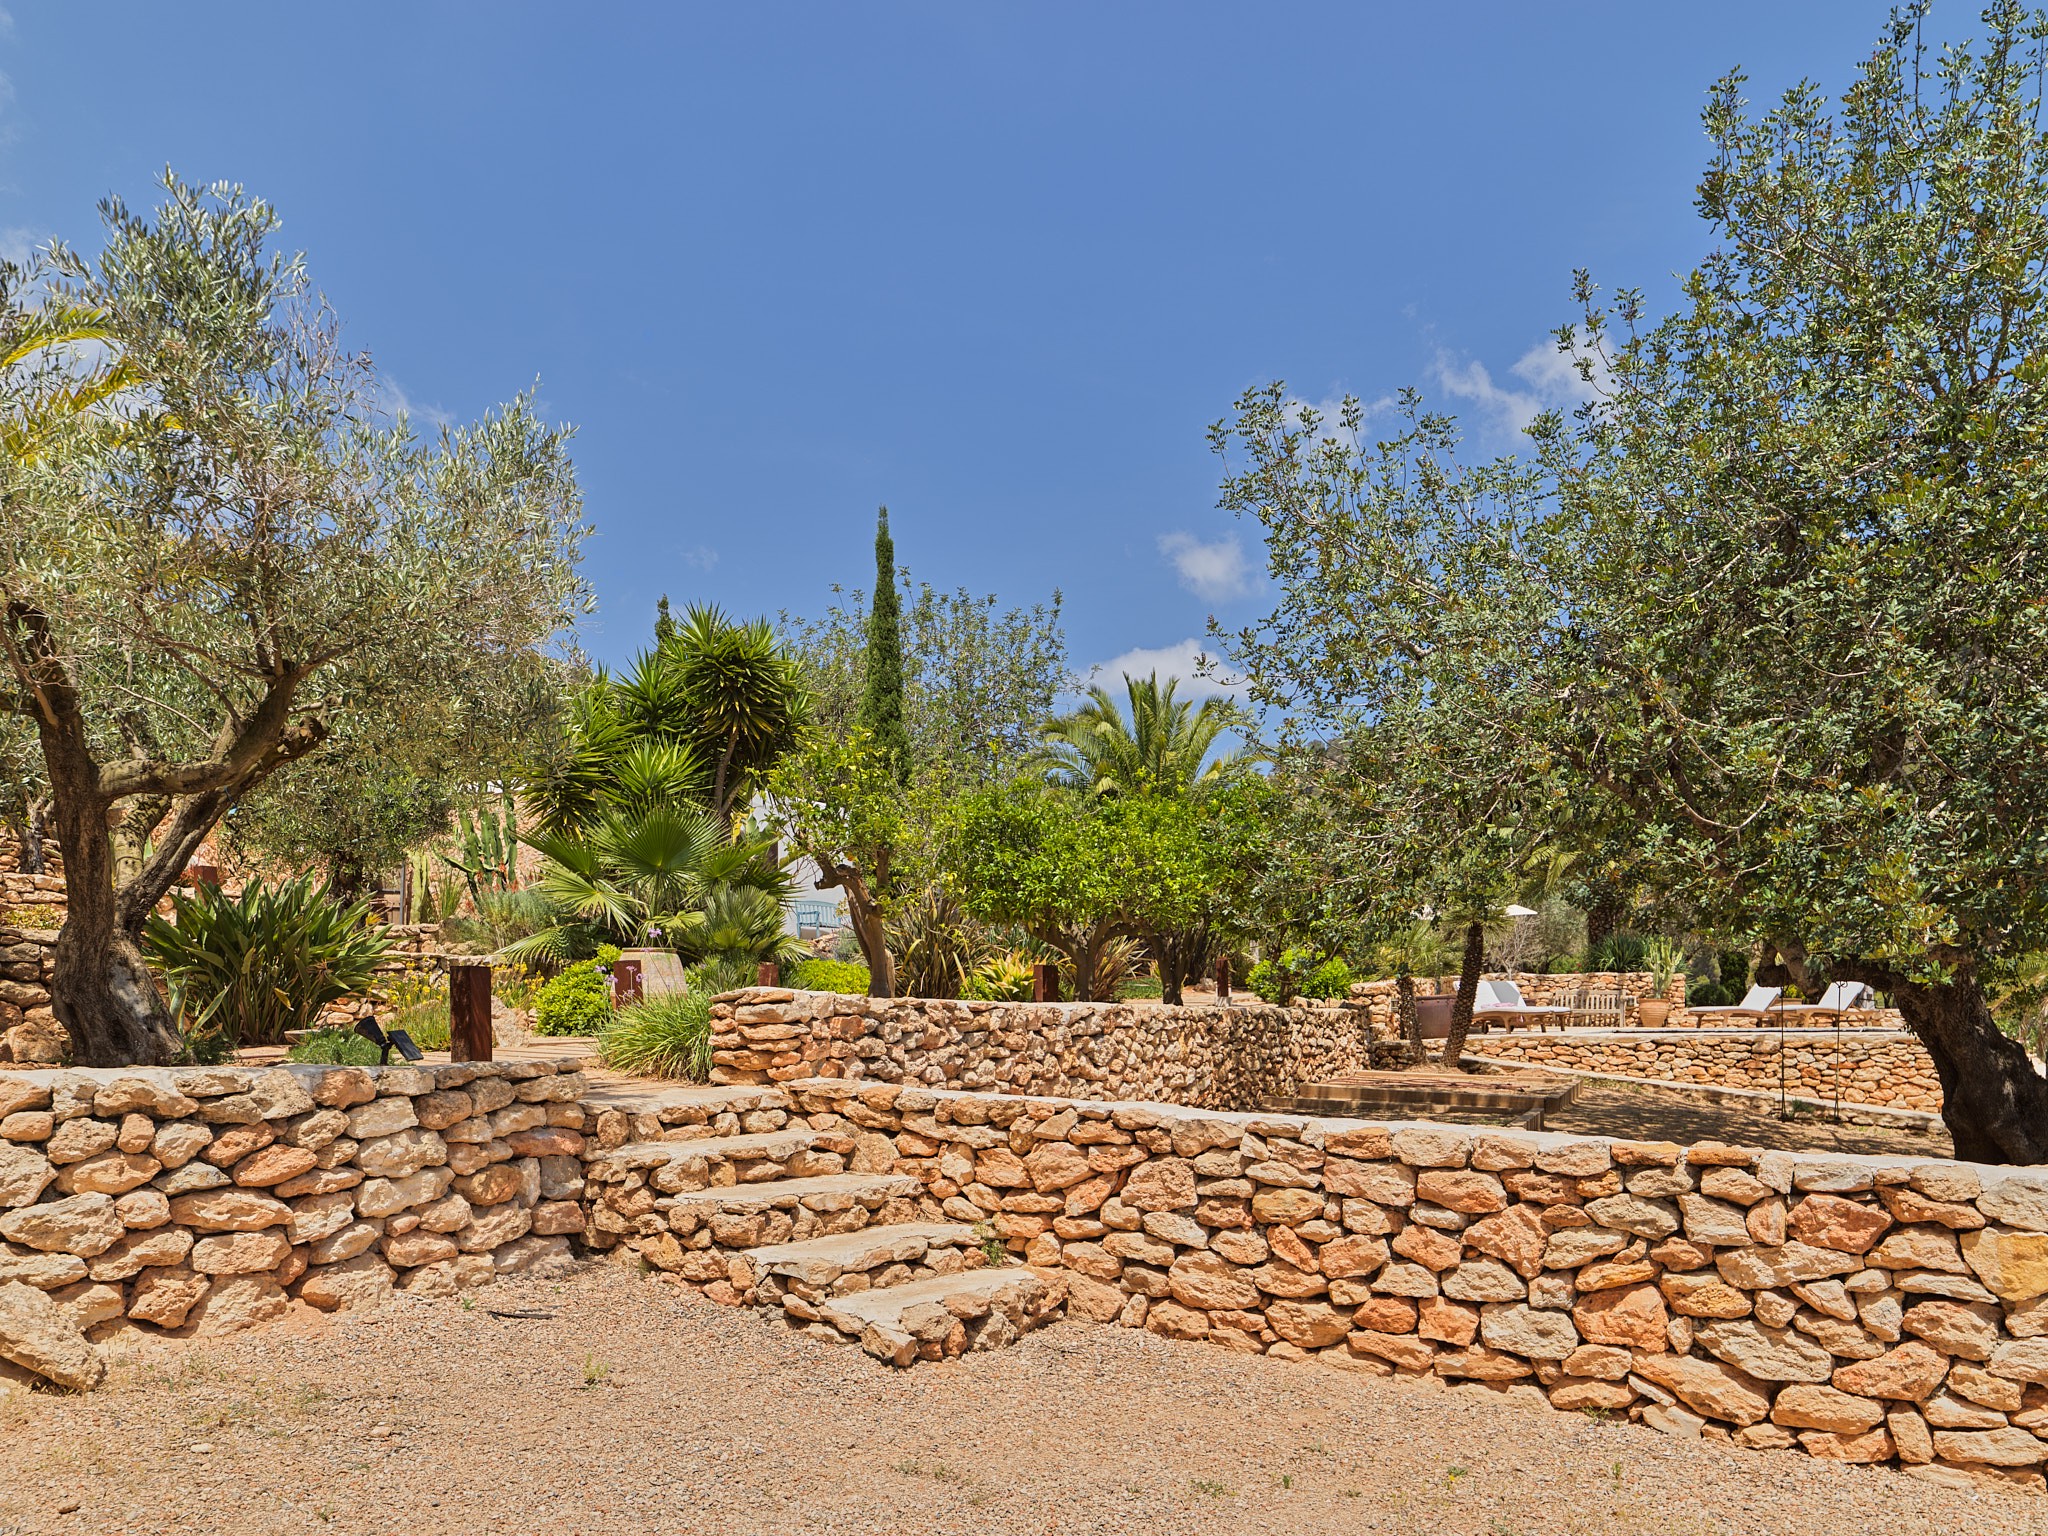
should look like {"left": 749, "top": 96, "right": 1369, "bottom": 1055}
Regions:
{"left": 599, "top": 989, "right": 713, "bottom": 1080}
{"left": 287, "top": 1028, "right": 383, "bottom": 1066}
{"left": 532, "top": 961, "right": 614, "bottom": 1036}
{"left": 1586, "top": 933, "right": 1648, "bottom": 974}
{"left": 442, "top": 797, "right": 523, "bottom": 909}
{"left": 527, "top": 604, "right": 806, "bottom": 831}
{"left": 3, "top": 174, "right": 588, "bottom": 1066}
{"left": 1642, "top": 937, "right": 1683, "bottom": 995}
{"left": 793, "top": 958, "right": 871, "bottom": 994}
{"left": 1039, "top": 673, "right": 1249, "bottom": 799}
{"left": 887, "top": 886, "right": 991, "bottom": 999}
{"left": 961, "top": 951, "right": 1034, "bottom": 1002}
{"left": 860, "top": 507, "right": 912, "bottom": 783}
{"left": 1209, "top": 9, "right": 2048, "bottom": 1157}
{"left": 143, "top": 877, "right": 396, "bottom": 1049}
{"left": 1246, "top": 950, "right": 1348, "bottom": 1003}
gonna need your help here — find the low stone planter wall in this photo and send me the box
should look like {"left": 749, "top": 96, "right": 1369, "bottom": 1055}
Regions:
{"left": 707, "top": 988, "right": 1377, "bottom": 1108}
{"left": 0, "top": 921, "right": 61, "bottom": 1064}
{"left": 1472, "top": 1029, "right": 1943, "bottom": 1113}
{"left": 0, "top": 1059, "right": 587, "bottom": 1388}
{"left": 776, "top": 1075, "right": 2048, "bottom": 1486}
{"left": 1346, "top": 972, "right": 1688, "bottom": 1030}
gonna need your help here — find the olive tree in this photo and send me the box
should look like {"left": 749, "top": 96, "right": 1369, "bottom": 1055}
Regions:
{"left": 1, "top": 177, "right": 588, "bottom": 1065}
{"left": 1215, "top": 6, "right": 2048, "bottom": 1159}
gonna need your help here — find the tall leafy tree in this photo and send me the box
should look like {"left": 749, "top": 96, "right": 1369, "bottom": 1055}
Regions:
{"left": 0, "top": 177, "right": 588, "bottom": 1065}
{"left": 859, "top": 506, "right": 911, "bottom": 783}
{"left": 1216, "top": 6, "right": 2048, "bottom": 1159}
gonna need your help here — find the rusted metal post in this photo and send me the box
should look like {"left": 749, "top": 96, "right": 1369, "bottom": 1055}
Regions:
{"left": 1032, "top": 962, "right": 1059, "bottom": 1003}
{"left": 612, "top": 957, "right": 643, "bottom": 1008}
{"left": 756, "top": 961, "right": 779, "bottom": 987}
{"left": 450, "top": 962, "right": 493, "bottom": 1062}
{"left": 183, "top": 862, "right": 220, "bottom": 889}
{"left": 1215, "top": 956, "right": 1232, "bottom": 1000}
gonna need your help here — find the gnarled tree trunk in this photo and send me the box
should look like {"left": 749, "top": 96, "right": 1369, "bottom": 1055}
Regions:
{"left": 1834, "top": 961, "right": 2048, "bottom": 1165}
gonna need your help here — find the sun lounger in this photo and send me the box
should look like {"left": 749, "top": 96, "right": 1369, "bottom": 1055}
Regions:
{"left": 1472, "top": 978, "right": 1575, "bottom": 1033}
{"left": 1687, "top": 983, "right": 1782, "bottom": 1026}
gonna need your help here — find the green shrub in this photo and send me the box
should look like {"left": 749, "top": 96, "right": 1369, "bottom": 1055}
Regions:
{"left": 599, "top": 990, "right": 713, "bottom": 1080}
{"left": 1301, "top": 957, "right": 1354, "bottom": 1000}
{"left": 793, "top": 957, "right": 870, "bottom": 995}
{"left": 287, "top": 1028, "right": 383, "bottom": 1066}
{"left": 533, "top": 961, "right": 614, "bottom": 1036}
{"left": 1245, "top": 957, "right": 1295, "bottom": 1004}
{"left": 143, "top": 876, "right": 395, "bottom": 1050}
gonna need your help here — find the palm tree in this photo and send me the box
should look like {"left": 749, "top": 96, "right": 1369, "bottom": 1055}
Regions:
{"left": 503, "top": 805, "right": 799, "bottom": 971}
{"left": 2, "top": 297, "right": 143, "bottom": 465}
{"left": 1039, "top": 672, "right": 1248, "bottom": 799}
{"left": 525, "top": 604, "right": 806, "bottom": 834}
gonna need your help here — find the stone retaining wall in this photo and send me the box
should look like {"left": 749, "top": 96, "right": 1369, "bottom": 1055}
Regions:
{"left": 765, "top": 1075, "right": 2048, "bottom": 1487}
{"left": 707, "top": 989, "right": 1377, "bottom": 1108}
{"left": 0, "top": 922, "right": 60, "bottom": 1064}
{"left": 1471, "top": 1029, "right": 1943, "bottom": 1113}
{"left": 0, "top": 1059, "right": 586, "bottom": 1388}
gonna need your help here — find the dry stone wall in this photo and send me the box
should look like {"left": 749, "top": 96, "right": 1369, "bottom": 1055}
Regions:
{"left": 1472, "top": 1029, "right": 1943, "bottom": 1113}
{"left": 0, "top": 921, "right": 61, "bottom": 1065}
{"left": 764, "top": 1075, "right": 2048, "bottom": 1487}
{"left": 0, "top": 1059, "right": 587, "bottom": 1388}
{"left": 708, "top": 988, "right": 1377, "bottom": 1108}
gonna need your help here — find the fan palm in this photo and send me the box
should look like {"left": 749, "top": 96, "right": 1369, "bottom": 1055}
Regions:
{"left": 2, "top": 297, "right": 145, "bottom": 464}
{"left": 1039, "top": 672, "right": 1249, "bottom": 799}
{"left": 502, "top": 806, "right": 795, "bottom": 969}
{"left": 665, "top": 603, "right": 809, "bottom": 819}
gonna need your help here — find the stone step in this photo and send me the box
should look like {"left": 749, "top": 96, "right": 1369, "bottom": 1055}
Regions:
{"left": 659, "top": 1170, "right": 921, "bottom": 1217}
{"left": 588, "top": 1126, "right": 821, "bottom": 1181}
{"left": 788, "top": 1265, "right": 1068, "bottom": 1366}
{"left": 744, "top": 1221, "right": 985, "bottom": 1288}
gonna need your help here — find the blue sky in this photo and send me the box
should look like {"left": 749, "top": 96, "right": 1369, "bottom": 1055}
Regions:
{"left": 3, "top": 3, "right": 1908, "bottom": 688}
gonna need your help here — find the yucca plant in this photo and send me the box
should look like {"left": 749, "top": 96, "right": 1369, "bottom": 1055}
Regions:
{"left": 598, "top": 989, "right": 714, "bottom": 1080}
{"left": 143, "top": 876, "right": 396, "bottom": 1049}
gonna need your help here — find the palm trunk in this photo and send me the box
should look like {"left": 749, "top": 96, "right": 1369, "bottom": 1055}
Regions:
{"left": 1396, "top": 973, "right": 1424, "bottom": 1068}
{"left": 1436, "top": 920, "right": 1486, "bottom": 1069}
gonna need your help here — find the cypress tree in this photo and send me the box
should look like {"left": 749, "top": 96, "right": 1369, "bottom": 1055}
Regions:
{"left": 860, "top": 505, "right": 911, "bottom": 783}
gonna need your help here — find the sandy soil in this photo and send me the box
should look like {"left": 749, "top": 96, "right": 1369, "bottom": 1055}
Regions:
{"left": 1, "top": 1260, "right": 2034, "bottom": 1536}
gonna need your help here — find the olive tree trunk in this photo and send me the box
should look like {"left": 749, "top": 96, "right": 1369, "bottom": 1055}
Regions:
{"left": 1835, "top": 962, "right": 2048, "bottom": 1165}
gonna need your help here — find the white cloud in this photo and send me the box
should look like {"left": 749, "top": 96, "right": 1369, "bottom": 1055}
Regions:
{"left": 1430, "top": 338, "right": 1604, "bottom": 444}
{"left": 0, "top": 226, "right": 34, "bottom": 268}
{"left": 678, "top": 544, "right": 718, "bottom": 571}
{"left": 1086, "top": 637, "right": 1248, "bottom": 700}
{"left": 375, "top": 375, "right": 455, "bottom": 429}
{"left": 1158, "top": 531, "right": 1251, "bottom": 601}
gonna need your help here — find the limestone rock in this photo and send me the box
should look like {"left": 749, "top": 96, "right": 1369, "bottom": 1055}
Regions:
{"left": 1628, "top": 1349, "right": 1772, "bottom": 1426}
{"left": 189, "top": 1229, "right": 292, "bottom": 1275}
{"left": 1713, "top": 1242, "right": 1859, "bottom": 1288}
{"left": 1572, "top": 1285, "right": 1668, "bottom": 1350}
{"left": 1167, "top": 1251, "right": 1259, "bottom": 1311}
{"left": 0, "top": 1280, "right": 102, "bottom": 1389}
{"left": 126, "top": 1265, "right": 209, "bottom": 1328}
{"left": 1978, "top": 1173, "right": 2048, "bottom": 1233}
{"left": 86, "top": 1227, "right": 192, "bottom": 1281}
{"left": 167, "top": 1189, "right": 289, "bottom": 1232}
{"left": 1932, "top": 1427, "right": 2048, "bottom": 1466}
{"left": 0, "top": 1192, "right": 122, "bottom": 1256}
{"left": 1266, "top": 1299, "right": 1349, "bottom": 1348}
{"left": 1902, "top": 1299, "right": 2001, "bottom": 1362}
{"left": 1480, "top": 1302, "right": 1580, "bottom": 1360}
{"left": 183, "top": 1273, "right": 289, "bottom": 1335}
{"left": 354, "top": 1128, "right": 447, "bottom": 1180}
{"left": 297, "top": 1253, "right": 397, "bottom": 1312}
{"left": 1770, "top": 1384, "right": 1885, "bottom": 1433}
{"left": 1961, "top": 1227, "right": 2048, "bottom": 1302}
{"left": 1833, "top": 1340, "right": 1951, "bottom": 1400}
{"left": 1693, "top": 1319, "right": 1835, "bottom": 1383}
{"left": 1583, "top": 1194, "right": 1680, "bottom": 1240}
{"left": 1441, "top": 1259, "right": 1525, "bottom": 1303}
{"left": 0, "top": 1143, "right": 55, "bottom": 1208}
{"left": 0, "top": 1245, "right": 85, "bottom": 1289}
{"left": 1676, "top": 1194, "right": 1750, "bottom": 1247}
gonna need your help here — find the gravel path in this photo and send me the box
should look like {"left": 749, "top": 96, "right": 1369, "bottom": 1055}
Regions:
{"left": 1543, "top": 1079, "right": 1953, "bottom": 1158}
{"left": 1, "top": 1260, "right": 2034, "bottom": 1536}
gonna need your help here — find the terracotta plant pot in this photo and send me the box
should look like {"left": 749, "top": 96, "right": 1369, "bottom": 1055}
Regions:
{"left": 1636, "top": 998, "right": 1672, "bottom": 1028}
{"left": 1414, "top": 995, "right": 1454, "bottom": 1039}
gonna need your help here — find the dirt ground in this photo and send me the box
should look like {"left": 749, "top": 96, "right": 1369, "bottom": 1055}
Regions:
{"left": 1543, "top": 1078, "right": 1954, "bottom": 1159}
{"left": 2, "top": 1261, "right": 2035, "bottom": 1536}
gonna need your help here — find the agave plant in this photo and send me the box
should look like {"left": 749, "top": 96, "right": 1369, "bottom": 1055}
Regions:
{"left": 143, "top": 876, "right": 396, "bottom": 1049}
